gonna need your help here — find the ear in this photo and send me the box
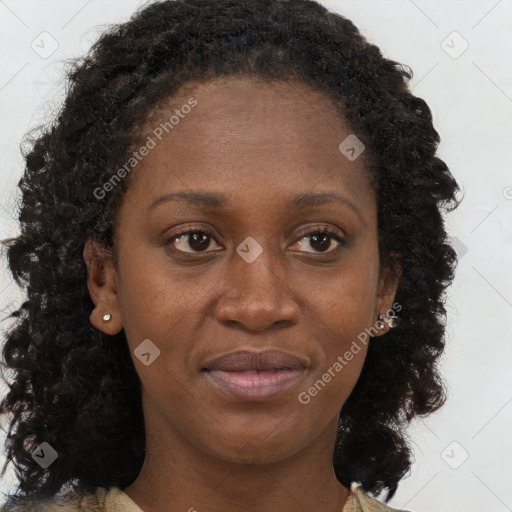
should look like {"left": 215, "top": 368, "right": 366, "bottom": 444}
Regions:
{"left": 373, "top": 253, "right": 402, "bottom": 337}
{"left": 83, "top": 239, "right": 123, "bottom": 336}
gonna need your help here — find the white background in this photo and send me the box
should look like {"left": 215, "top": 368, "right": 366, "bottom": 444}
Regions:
{"left": 0, "top": 1, "right": 511, "bottom": 511}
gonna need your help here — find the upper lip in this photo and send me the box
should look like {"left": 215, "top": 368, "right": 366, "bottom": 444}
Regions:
{"left": 202, "top": 349, "right": 309, "bottom": 372}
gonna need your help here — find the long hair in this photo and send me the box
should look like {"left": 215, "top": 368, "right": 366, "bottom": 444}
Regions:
{"left": 0, "top": 0, "right": 461, "bottom": 507}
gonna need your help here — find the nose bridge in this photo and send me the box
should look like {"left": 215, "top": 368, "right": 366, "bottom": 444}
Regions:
{"left": 232, "top": 234, "right": 285, "bottom": 298}
{"left": 214, "top": 234, "right": 299, "bottom": 329}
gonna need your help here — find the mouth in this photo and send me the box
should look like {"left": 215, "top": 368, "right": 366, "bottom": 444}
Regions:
{"left": 201, "top": 349, "right": 309, "bottom": 401}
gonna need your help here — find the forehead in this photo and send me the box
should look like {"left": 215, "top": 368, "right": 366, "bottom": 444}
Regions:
{"left": 125, "top": 77, "right": 375, "bottom": 215}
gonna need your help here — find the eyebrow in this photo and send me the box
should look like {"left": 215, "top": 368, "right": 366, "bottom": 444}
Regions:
{"left": 147, "top": 190, "right": 365, "bottom": 225}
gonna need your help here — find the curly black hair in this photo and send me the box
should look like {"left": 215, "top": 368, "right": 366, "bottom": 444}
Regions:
{"left": 0, "top": 0, "right": 462, "bottom": 507}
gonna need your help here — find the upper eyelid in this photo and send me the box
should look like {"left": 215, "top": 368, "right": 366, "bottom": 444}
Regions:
{"left": 167, "top": 224, "right": 344, "bottom": 242}
{"left": 167, "top": 226, "right": 345, "bottom": 252}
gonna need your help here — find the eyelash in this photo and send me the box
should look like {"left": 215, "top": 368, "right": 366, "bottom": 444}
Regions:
{"left": 166, "top": 226, "right": 346, "bottom": 255}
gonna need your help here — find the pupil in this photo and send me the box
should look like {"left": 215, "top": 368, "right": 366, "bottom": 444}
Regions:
{"left": 311, "top": 233, "right": 330, "bottom": 252}
{"left": 189, "top": 232, "right": 209, "bottom": 251}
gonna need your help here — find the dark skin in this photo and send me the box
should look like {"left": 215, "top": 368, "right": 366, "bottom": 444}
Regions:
{"left": 84, "top": 77, "right": 401, "bottom": 512}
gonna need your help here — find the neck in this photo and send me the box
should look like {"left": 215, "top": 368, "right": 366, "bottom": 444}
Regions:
{"left": 124, "top": 413, "right": 349, "bottom": 512}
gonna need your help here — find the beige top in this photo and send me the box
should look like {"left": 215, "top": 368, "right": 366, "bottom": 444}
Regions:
{"left": 2, "top": 482, "right": 411, "bottom": 511}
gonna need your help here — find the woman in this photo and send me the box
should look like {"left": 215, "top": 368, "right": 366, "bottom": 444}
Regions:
{"left": 0, "top": 0, "right": 461, "bottom": 510}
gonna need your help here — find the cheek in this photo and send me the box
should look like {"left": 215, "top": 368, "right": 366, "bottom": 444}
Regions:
{"left": 307, "top": 257, "right": 379, "bottom": 345}
{"left": 116, "top": 249, "right": 195, "bottom": 342}
{"left": 294, "top": 319, "right": 367, "bottom": 440}
{"left": 116, "top": 251, "right": 216, "bottom": 392}
{"left": 296, "top": 298, "right": 369, "bottom": 418}
{"left": 298, "top": 257, "right": 377, "bottom": 405}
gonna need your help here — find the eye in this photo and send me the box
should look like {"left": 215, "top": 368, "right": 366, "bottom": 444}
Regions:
{"left": 167, "top": 229, "right": 222, "bottom": 254}
{"left": 291, "top": 228, "right": 346, "bottom": 254}
{"left": 166, "top": 226, "right": 346, "bottom": 255}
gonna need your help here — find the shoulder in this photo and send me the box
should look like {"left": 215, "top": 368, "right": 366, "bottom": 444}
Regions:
{"left": 1, "top": 483, "right": 413, "bottom": 512}
{"left": 0, "top": 486, "right": 109, "bottom": 512}
{"left": 344, "top": 482, "right": 413, "bottom": 512}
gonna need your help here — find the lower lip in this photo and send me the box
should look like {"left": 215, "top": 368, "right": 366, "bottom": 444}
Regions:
{"left": 204, "top": 369, "right": 306, "bottom": 400}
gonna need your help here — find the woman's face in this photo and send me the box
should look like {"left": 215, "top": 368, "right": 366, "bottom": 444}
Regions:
{"left": 86, "top": 77, "right": 400, "bottom": 465}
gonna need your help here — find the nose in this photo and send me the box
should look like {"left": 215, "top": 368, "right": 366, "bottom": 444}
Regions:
{"left": 214, "top": 246, "right": 300, "bottom": 331}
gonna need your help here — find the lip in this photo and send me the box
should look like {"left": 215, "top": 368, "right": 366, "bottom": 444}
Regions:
{"left": 202, "top": 349, "right": 309, "bottom": 372}
{"left": 201, "top": 349, "right": 309, "bottom": 401}
{"left": 204, "top": 368, "right": 307, "bottom": 401}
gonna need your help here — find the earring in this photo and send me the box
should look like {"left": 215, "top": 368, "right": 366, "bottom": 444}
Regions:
{"left": 102, "top": 314, "right": 111, "bottom": 322}
{"left": 387, "top": 315, "right": 399, "bottom": 328}
{"left": 378, "top": 314, "right": 399, "bottom": 329}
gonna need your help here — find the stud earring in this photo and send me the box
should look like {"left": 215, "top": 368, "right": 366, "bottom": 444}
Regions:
{"left": 102, "top": 314, "right": 112, "bottom": 322}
